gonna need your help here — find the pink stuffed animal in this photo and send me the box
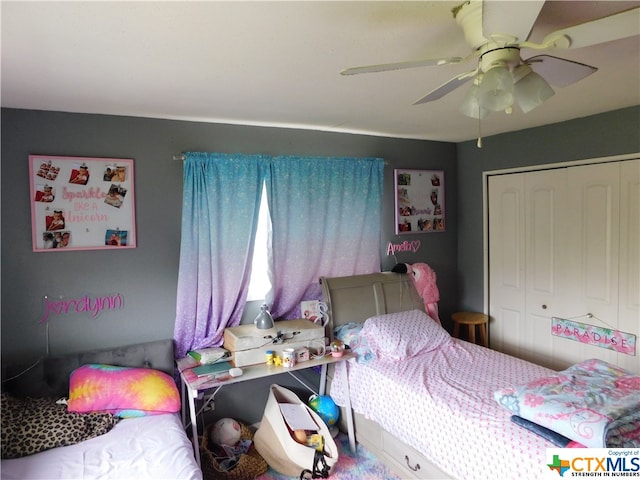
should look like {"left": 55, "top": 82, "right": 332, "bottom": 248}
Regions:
{"left": 392, "top": 262, "right": 442, "bottom": 325}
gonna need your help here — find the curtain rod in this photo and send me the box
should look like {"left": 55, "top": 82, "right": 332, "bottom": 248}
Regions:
{"left": 173, "top": 154, "right": 388, "bottom": 164}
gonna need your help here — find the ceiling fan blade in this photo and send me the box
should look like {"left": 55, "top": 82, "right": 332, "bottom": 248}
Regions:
{"left": 482, "top": 0, "right": 545, "bottom": 43}
{"left": 413, "top": 72, "right": 474, "bottom": 105}
{"left": 525, "top": 55, "right": 597, "bottom": 87}
{"left": 340, "top": 57, "right": 464, "bottom": 76}
{"left": 543, "top": 7, "right": 640, "bottom": 50}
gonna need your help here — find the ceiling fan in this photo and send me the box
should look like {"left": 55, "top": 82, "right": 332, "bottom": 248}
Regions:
{"left": 341, "top": 0, "right": 640, "bottom": 119}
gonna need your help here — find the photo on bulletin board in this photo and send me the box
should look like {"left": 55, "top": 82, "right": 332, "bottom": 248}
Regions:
{"left": 29, "top": 155, "right": 137, "bottom": 252}
{"left": 394, "top": 169, "right": 445, "bottom": 234}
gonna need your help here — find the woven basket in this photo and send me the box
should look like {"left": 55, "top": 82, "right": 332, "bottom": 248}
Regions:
{"left": 200, "top": 422, "right": 268, "bottom": 480}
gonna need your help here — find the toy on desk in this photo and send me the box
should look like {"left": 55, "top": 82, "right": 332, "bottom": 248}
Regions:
{"left": 330, "top": 340, "right": 344, "bottom": 358}
{"left": 282, "top": 348, "right": 296, "bottom": 368}
{"left": 265, "top": 350, "right": 275, "bottom": 364}
{"left": 296, "top": 347, "right": 310, "bottom": 363}
{"left": 392, "top": 262, "right": 442, "bottom": 325}
{"left": 266, "top": 351, "right": 283, "bottom": 366}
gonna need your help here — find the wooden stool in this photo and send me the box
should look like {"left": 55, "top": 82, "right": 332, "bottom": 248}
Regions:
{"left": 451, "top": 312, "right": 489, "bottom": 347}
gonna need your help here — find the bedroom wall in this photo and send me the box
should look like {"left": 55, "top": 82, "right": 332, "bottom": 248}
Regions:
{"left": 455, "top": 106, "right": 640, "bottom": 313}
{"left": 3, "top": 106, "right": 636, "bottom": 424}
{"left": 1, "top": 107, "right": 457, "bottom": 362}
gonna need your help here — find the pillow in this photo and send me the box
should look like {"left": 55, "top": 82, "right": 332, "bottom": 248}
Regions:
{"left": 334, "top": 322, "right": 376, "bottom": 364}
{"left": 68, "top": 364, "right": 180, "bottom": 418}
{"left": 360, "top": 309, "right": 452, "bottom": 360}
{"left": 1, "top": 393, "right": 118, "bottom": 459}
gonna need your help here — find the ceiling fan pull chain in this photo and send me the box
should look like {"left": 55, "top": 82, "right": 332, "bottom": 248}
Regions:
{"left": 477, "top": 116, "right": 483, "bottom": 149}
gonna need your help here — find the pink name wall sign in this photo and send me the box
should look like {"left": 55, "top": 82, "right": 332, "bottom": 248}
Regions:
{"left": 40, "top": 293, "right": 124, "bottom": 324}
{"left": 386, "top": 240, "right": 421, "bottom": 255}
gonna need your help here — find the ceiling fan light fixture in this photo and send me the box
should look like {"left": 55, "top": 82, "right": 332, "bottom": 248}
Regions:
{"left": 478, "top": 64, "right": 514, "bottom": 112}
{"left": 460, "top": 79, "right": 489, "bottom": 119}
{"left": 513, "top": 66, "right": 555, "bottom": 113}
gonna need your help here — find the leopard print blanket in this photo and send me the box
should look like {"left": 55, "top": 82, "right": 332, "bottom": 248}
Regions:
{"left": 1, "top": 393, "right": 119, "bottom": 459}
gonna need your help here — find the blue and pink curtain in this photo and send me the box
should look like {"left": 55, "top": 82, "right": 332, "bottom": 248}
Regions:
{"left": 173, "top": 153, "right": 267, "bottom": 358}
{"left": 267, "top": 156, "right": 384, "bottom": 319}
{"left": 173, "top": 153, "right": 383, "bottom": 358}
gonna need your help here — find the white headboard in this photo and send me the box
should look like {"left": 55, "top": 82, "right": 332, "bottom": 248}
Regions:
{"left": 320, "top": 272, "right": 425, "bottom": 337}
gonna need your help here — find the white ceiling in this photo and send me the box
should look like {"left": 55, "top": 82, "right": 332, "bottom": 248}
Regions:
{"left": 2, "top": 1, "right": 639, "bottom": 143}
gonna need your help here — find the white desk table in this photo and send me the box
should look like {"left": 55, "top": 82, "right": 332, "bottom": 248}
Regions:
{"left": 178, "top": 353, "right": 354, "bottom": 467}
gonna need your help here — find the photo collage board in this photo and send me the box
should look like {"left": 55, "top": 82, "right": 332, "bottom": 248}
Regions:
{"left": 29, "top": 155, "right": 136, "bottom": 251}
{"left": 395, "top": 169, "right": 445, "bottom": 234}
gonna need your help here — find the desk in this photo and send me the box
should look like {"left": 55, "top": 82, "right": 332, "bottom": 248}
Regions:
{"left": 178, "top": 352, "right": 354, "bottom": 467}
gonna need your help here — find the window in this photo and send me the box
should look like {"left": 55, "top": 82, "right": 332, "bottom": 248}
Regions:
{"left": 247, "top": 185, "right": 272, "bottom": 301}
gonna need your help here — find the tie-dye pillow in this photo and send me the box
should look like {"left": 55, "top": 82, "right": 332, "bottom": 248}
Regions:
{"left": 68, "top": 364, "right": 180, "bottom": 418}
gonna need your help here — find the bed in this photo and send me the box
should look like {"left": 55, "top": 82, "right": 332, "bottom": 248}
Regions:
{"left": 1, "top": 339, "right": 202, "bottom": 480}
{"left": 320, "top": 272, "right": 561, "bottom": 480}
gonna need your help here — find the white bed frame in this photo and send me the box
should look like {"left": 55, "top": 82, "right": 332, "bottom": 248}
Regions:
{"left": 321, "top": 272, "right": 452, "bottom": 479}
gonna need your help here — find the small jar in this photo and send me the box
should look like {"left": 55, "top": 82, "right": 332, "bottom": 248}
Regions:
{"left": 265, "top": 350, "right": 275, "bottom": 365}
{"left": 282, "top": 348, "right": 296, "bottom": 368}
{"left": 330, "top": 340, "right": 344, "bottom": 358}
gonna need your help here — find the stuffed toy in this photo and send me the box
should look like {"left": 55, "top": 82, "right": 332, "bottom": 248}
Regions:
{"left": 392, "top": 262, "right": 442, "bottom": 325}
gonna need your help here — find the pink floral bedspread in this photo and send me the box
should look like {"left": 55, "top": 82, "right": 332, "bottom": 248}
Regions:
{"left": 331, "top": 340, "right": 556, "bottom": 480}
{"left": 494, "top": 358, "right": 640, "bottom": 448}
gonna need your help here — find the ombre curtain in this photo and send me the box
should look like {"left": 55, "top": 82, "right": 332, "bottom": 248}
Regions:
{"left": 266, "top": 156, "right": 384, "bottom": 319}
{"left": 173, "top": 153, "right": 268, "bottom": 358}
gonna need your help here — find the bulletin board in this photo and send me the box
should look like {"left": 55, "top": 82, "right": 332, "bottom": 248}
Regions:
{"left": 395, "top": 169, "right": 445, "bottom": 234}
{"left": 29, "top": 155, "right": 136, "bottom": 251}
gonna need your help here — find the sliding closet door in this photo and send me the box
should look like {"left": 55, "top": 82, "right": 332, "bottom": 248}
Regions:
{"left": 617, "top": 159, "right": 639, "bottom": 373}
{"left": 524, "top": 169, "right": 570, "bottom": 367}
{"left": 562, "top": 163, "right": 621, "bottom": 368}
{"left": 488, "top": 169, "right": 568, "bottom": 368}
{"left": 488, "top": 173, "right": 526, "bottom": 359}
{"left": 488, "top": 159, "right": 639, "bottom": 374}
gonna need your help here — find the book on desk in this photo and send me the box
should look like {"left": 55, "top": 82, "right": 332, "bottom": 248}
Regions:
{"left": 191, "top": 361, "right": 232, "bottom": 377}
{"left": 177, "top": 355, "right": 232, "bottom": 388}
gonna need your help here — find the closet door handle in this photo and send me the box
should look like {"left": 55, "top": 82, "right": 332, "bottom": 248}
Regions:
{"left": 542, "top": 304, "right": 547, "bottom": 310}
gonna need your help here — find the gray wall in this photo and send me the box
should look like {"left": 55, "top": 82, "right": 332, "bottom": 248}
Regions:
{"left": 2, "top": 106, "right": 637, "bottom": 424}
{"left": 1, "top": 108, "right": 457, "bottom": 423}
{"left": 455, "top": 106, "right": 640, "bottom": 312}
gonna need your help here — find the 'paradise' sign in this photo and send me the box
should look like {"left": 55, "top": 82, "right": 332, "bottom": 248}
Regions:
{"left": 551, "top": 317, "right": 636, "bottom": 356}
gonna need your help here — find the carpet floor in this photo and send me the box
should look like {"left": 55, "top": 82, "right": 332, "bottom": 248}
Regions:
{"left": 255, "top": 432, "right": 401, "bottom": 480}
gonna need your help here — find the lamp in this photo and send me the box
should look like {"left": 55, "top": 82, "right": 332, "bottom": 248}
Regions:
{"left": 478, "top": 64, "right": 514, "bottom": 112}
{"left": 460, "top": 50, "right": 555, "bottom": 121}
{"left": 459, "top": 75, "right": 489, "bottom": 120}
{"left": 254, "top": 303, "right": 274, "bottom": 330}
{"left": 512, "top": 64, "right": 555, "bottom": 113}
{"left": 459, "top": 47, "right": 557, "bottom": 148}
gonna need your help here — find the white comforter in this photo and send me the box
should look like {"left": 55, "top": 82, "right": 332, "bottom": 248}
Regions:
{"left": 1, "top": 413, "right": 202, "bottom": 480}
{"left": 331, "top": 339, "right": 559, "bottom": 480}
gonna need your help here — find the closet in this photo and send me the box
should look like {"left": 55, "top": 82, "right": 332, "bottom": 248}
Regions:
{"left": 488, "top": 158, "right": 639, "bottom": 374}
